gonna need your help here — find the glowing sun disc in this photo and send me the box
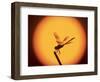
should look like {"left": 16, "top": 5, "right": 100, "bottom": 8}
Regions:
{"left": 32, "top": 16, "right": 86, "bottom": 65}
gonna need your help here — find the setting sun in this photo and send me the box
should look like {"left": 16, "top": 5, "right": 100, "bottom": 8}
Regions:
{"left": 32, "top": 16, "right": 86, "bottom": 66}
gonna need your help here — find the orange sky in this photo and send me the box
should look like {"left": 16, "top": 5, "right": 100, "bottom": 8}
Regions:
{"left": 32, "top": 16, "right": 87, "bottom": 66}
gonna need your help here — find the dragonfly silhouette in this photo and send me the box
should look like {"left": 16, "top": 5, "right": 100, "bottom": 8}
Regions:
{"left": 54, "top": 32, "right": 75, "bottom": 54}
{"left": 53, "top": 32, "right": 75, "bottom": 65}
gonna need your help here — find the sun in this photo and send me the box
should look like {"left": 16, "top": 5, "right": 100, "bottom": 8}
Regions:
{"left": 32, "top": 16, "right": 86, "bottom": 65}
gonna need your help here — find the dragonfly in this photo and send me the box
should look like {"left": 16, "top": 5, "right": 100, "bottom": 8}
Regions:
{"left": 54, "top": 32, "right": 75, "bottom": 55}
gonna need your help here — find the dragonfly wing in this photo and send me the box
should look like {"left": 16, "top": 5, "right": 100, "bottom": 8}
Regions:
{"left": 54, "top": 32, "right": 62, "bottom": 44}
{"left": 62, "top": 36, "right": 69, "bottom": 44}
{"left": 64, "top": 37, "right": 75, "bottom": 45}
{"left": 63, "top": 36, "right": 69, "bottom": 41}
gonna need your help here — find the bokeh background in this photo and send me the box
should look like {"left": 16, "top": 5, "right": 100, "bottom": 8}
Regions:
{"left": 28, "top": 15, "right": 88, "bottom": 66}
